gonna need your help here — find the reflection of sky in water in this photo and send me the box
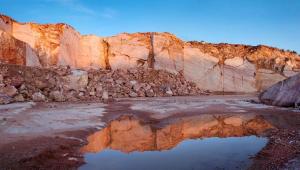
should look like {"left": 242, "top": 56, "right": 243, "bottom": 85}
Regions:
{"left": 80, "top": 136, "right": 267, "bottom": 170}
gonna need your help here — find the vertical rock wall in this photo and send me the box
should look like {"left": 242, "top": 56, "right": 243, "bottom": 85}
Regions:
{"left": 0, "top": 30, "right": 26, "bottom": 65}
{"left": 106, "top": 33, "right": 150, "bottom": 69}
{"left": 79, "top": 35, "right": 106, "bottom": 69}
{"left": 0, "top": 14, "right": 300, "bottom": 92}
{"left": 153, "top": 33, "right": 184, "bottom": 74}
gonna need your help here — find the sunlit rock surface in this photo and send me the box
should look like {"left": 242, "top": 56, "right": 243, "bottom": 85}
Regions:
{"left": 106, "top": 33, "right": 150, "bottom": 69}
{"left": 0, "top": 14, "right": 300, "bottom": 92}
{"left": 0, "top": 30, "right": 40, "bottom": 66}
{"left": 259, "top": 73, "right": 300, "bottom": 107}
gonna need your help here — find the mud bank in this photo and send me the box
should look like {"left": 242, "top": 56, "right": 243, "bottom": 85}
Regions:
{"left": 0, "top": 95, "right": 300, "bottom": 169}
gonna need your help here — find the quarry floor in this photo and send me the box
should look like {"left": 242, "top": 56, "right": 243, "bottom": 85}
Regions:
{"left": 0, "top": 95, "right": 300, "bottom": 169}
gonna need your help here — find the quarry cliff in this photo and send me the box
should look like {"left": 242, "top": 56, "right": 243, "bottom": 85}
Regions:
{"left": 0, "top": 14, "right": 300, "bottom": 93}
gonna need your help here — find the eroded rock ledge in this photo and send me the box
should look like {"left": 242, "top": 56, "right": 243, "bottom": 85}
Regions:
{"left": 0, "top": 14, "right": 300, "bottom": 92}
{"left": 0, "top": 64, "right": 204, "bottom": 104}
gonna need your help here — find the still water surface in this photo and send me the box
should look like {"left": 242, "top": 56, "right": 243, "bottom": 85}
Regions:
{"left": 80, "top": 136, "right": 267, "bottom": 170}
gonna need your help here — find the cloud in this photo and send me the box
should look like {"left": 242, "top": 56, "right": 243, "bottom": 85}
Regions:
{"left": 100, "top": 8, "right": 118, "bottom": 19}
{"left": 47, "top": 0, "right": 96, "bottom": 15}
{"left": 45, "top": 0, "right": 118, "bottom": 19}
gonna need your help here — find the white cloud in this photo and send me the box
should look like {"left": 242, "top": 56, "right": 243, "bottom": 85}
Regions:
{"left": 100, "top": 7, "right": 118, "bottom": 19}
{"left": 46, "top": 0, "right": 118, "bottom": 19}
{"left": 47, "top": 0, "right": 96, "bottom": 15}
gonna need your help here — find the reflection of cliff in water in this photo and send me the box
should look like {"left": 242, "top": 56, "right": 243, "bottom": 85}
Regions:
{"left": 81, "top": 114, "right": 274, "bottom": 153}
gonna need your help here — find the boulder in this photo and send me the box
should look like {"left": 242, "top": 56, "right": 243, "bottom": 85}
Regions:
{"left": 14, "top": 94, "right": 25, "bottom": 102}
{"left": 62, "top": 70, "right": 88, "bottom": 91}
{"left": 49, "top": 90, "right": 65, "bottom": 102}
{"left": 165, "top": 87, "right": 173, "bottom": 96}
{"left": 129, "top": 92, "right": 138, "bottom": 98}
{"left": 102, "top": 91, "right": 109, "bottom": 101}
{"left": 0, "top": 94, "right": 12, "bottom": 104}
{"left": 0, "top": 74, "right": 3, "bottom": 83}
{"left": 259, "top": 73, "right": 300, "bottom": 107}
{"left": 32, "top": 92, "right": 46, "bottom": 102}
{"left": 1, "top": 85, "right": 18, "bottom": 97}
{"left": 145, "top": 89, "right": 155, "bottom": 97}
{"left": 34, "top": 79, "right": 48, "bottom": 89}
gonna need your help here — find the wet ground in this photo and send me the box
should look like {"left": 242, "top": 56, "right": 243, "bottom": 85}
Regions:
{"left": 0, "top": 95, "right": 300, "bottom": 169}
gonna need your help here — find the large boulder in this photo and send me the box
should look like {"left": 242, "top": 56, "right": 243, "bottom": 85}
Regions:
{"left": 32, "top": 92, "right": 46, "bottom": 102}
{"left": 62, "top": 70, "right": 88, "bottom": 91}
{"left": 0, "top": 85, "right": 18, "bottom": 97}
{"left": 259, "top": 73, "right": 300, "bottom": 107}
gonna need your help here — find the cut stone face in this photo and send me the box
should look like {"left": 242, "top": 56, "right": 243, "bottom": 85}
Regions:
{"left": 1, "top": 14, "right": 300, "bottom": 93}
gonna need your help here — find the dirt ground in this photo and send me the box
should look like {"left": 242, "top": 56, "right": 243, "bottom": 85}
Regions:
{"left": 0, "top": 95, "right": 300, "bottom": 170}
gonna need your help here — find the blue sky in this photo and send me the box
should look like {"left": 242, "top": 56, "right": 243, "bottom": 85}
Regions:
{"left": 0, "top": 0, "right": 299, "bottom": 53}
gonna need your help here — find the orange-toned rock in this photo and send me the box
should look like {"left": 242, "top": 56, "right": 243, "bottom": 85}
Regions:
{"left": 0, "top": 30, "right": 40, "bottom": 66}
{"left": 153, "top": 32, "right": 184, "bottom": 73}
{"left": 0, "top": 14, "right": 300, "bottom": 93}
{"left": 106, "top": 33, "right": 151, "bottom": 69}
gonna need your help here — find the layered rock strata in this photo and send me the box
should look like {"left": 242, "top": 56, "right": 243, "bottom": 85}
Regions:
{"left": 0, "top": 14, "right": 300, "bottom": 92}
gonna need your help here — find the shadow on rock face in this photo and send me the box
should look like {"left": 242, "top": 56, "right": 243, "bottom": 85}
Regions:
{"left": 81, "top": 114, "right": 274, "bottom": 153}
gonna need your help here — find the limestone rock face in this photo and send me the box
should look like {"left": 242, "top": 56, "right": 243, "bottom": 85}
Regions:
{"left": 79, "top": 35, "right": 106, "bottom": 69}
{"left": 0, "top": 30, "right": 26, "bottom": 65}
{"left": 184, "top": 42, "right": 300, "bottom": 92}
{"left": 0, "top": 30, "right": 40, "bottom": 66}
{"left": 12, "top": 22, "right": 80, "bottom": 67}
{"left": 259, "top": 73, "right": 300, "bottom": 107}
{"left": 106, "top": 33, "right": 151, "bottom": 69}
{"left": 153, "top": 33, "right": 184, "bottom": 74}
{"left": 0, "top": 15, "right": 13, "bottom": 33}
{"left": 0, "top": 14, "right": 300, "bottom": 93}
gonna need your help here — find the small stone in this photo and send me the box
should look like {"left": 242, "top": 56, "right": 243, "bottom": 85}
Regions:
{"left": 165, "top": 87, "right": 173, "bottom": 96}
{"left": 89, "top": 91, "right": 96, "bottom": 96}
{"left": 145, "top": 89, "right": 155, "bottom": 97}
{"left": 0, "top": 94, "right": 12, "bottom": 104}
{"left": 19, "top": 84, "right": 26, "bottom": 91}
{"left": 1, "top": 85, "right": 18, "bottom": 97}
{"left": 49, "top": 91, "right": 65, "bottom": 102}
{"left": 144, "top": 84, "right": 151, "bottom": 91}
{"left": 133, "top": 83, "right": 142, "bottom": 92}
{"left": 34, "top": 79, "right": 48, "bottom": 89}
{"left": 14, "top": 94, "right": 25, "bottom": 102}
{"left": 32, "top": 92, "right": 46, "bottom": 102}
{"left": 79, "top": 92, "right": 84, "bottom": 97}
{"left": 129, "top": 92, "right": 138, "bottom": 98}
{"left": 65, "top": 90, "right": 78, "bottom": 101}
{"left": 115, "top": 79, "right": 123, "bottom": 85}
{"left": 102, "top": 91, "right": 109, "bottom": 100}
{"left": 130, "top": 80, "right": 137, "bottom": 85}
{"left": 0, "top": 75, "right": 3, "bottom": 83}
{"left": 96, "top": 85, "right": 103, "bottom": 93}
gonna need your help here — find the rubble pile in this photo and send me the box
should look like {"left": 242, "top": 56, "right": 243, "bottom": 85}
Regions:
{"left": 0, "top": 64, "right": 206, "bottom": 104}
